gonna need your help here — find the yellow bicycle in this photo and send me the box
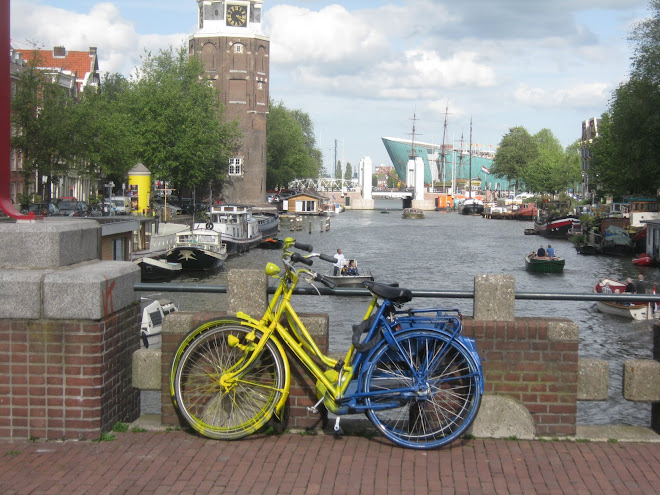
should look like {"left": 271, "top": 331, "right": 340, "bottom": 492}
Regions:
{"left": 170, "top": 238, "right": 483, "bottom": 449}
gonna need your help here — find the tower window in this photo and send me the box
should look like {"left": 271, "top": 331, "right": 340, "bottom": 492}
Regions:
{"left": 229, "top": 157, "right": 243, "bottom": 176}
{"left": 234, "top": 44, "right": 243, "bottom": 54}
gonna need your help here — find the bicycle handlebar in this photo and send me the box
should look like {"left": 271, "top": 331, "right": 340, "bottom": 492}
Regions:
{"left": 314, "top": 273, "right": 336, "bottom": 289}
{"left": 291, "top": 252, "right": 313, "bottom": 266}
{"left": 318, "top": 253, "right": 336, "bottom": 263}
{"left": 294, "top": 241, "right": 313, "bottom": 252}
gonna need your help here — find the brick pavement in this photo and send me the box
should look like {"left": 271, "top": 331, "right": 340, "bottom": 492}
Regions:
{"left": 1, "top": 430, "right": 659, "bottom": 494}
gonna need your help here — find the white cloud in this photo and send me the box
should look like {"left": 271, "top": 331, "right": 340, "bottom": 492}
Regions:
{"left": 11, "top": 2, "right": 187, "bottom": 76}
{"left": 513, "top": 82, "right": 611, "bottom": 108}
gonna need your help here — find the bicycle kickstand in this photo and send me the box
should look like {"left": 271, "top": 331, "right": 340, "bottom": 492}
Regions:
{"left": 333, "top": 416, "right": 343, "bottom": 437}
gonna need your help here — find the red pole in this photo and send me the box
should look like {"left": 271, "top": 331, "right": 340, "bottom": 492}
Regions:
{"left": 0, "top": 0, "right": 38, "bottom": 219}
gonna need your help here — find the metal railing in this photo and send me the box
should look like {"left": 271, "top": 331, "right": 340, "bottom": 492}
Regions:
{"left": 135, "top": 282, "right": 660, "bottom": 303}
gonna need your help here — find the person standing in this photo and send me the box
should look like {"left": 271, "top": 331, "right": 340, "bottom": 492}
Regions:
{"left": 634, "top": 274, "right": 646, "bottom": 294}
{"left": 333, "top": 248, "right": 345, "bottom": 275}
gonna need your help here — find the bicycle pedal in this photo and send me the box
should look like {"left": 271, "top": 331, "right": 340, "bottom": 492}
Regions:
{"left": 333, "top": 416, "right": 343, "bottom": 436}
{"left": 306, "top": 406, "right": 319, "bottom": 414}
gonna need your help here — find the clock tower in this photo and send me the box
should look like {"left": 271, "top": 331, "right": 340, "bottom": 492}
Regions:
{"left": 190, "top": 1, "right": 269, "bottom": 205}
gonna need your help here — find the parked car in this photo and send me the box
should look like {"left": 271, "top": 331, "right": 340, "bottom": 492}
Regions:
{"left": 266, "top": 193, "right": 281, "bottom": 204}
{"left": 22, "top": 202, "right": 61, "bottom": 216}
{"left": 110, "top": 196, "right": 130, "bottom": 215}
{"left": 58, "top": 200, "right": 89, "bottom": 217}
{"left": 182, "top": 202, "right": 208, "bottom": 215}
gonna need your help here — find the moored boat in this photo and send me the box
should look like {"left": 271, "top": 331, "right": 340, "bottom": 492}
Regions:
{"left": 198, "top": 204, "right": 263, "bottom": 253}
{"left": 524, "top": 253, "right": 565, "bottom": 273}
{"left": 458, "top": 198, "right": 484, "bottom": 215}
{"left": 135, "top": 256, "right": 182, "bottom": 281}
{"left": 534, "top": 215, "right": 581, "bottom": 238}
{"left": 593, "top": 278, "right": 656, "bottom": 320}
{"left": 633, "top": 253, "right": 654, "bottom": 266}
{"left": 402, "top": 207, "right": 424, "bottom": 219}
{"left": 166, "top": 228, "right": 227, "bottom": 271}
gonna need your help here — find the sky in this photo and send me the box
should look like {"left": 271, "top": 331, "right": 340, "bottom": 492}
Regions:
{"left": 9, "top": 0, "right": 652, "bottom": 172}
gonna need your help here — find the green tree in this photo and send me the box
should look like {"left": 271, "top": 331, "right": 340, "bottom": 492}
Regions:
{"left": 72, "top": 73, "right": 139, "bottom": 186}
{"left": 492, "top": 126, "right": 538, "bottom": 194}
{"left": 128, "top": 46, "right": 240, "bottom": 191}
{"left": 588, "top": 77, "right": 660, "bottom": 196}
{"left": 266, "top": 101, "right": 321, "bottom": 189}
{"left": 11, "top": 61, "right": 77, "bottom": 201}
{"left": 344, "top": 162, "right": 353, "bottom": 182}
{"left": 630, "top": 0, "right": 660, "bottom": 83}
{"left": 522, "top": 129, "right": 564, "bottom": 194}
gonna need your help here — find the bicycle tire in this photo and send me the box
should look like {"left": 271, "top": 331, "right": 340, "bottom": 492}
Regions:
{"left": 361, "top": 329, "right": 482, "bottom": 449}
{"left": 172, "top": 323, "right": 286, "bottom": 440}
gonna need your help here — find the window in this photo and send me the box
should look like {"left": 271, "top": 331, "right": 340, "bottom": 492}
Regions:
{"left": 113, "top": 237, "right": 125, "bottom": 261}
{"left": 234, "top": 44, "right": 243, "bottom": 54}
{"left": 229, "top": 157, "right": 243, "bottom": 176}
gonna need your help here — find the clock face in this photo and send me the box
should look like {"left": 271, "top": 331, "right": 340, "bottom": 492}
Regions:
{"left": 226, "top": 4, "right": 248, "bottom": 27}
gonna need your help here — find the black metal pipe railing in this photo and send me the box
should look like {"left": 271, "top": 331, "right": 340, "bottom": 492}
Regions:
{"left": 135, "top": 282, "right": 660, "bottom": 303}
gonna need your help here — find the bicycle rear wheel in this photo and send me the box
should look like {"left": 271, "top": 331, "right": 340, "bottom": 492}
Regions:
{"left": 362, "top": 329, "right": 482, "bottom": 449}
{"left": 172, "top": 323, "right": 286, "bottom": 440}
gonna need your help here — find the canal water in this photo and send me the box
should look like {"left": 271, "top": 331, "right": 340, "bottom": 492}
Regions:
{"left": 153, "top": 199, "right": 657, "bottom": 426}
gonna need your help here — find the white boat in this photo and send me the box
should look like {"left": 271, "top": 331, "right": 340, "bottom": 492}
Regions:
{"left": 166, "top": 228, "right": 228, "bottom": 271}
{"left": 322, "top": 202, "right": 345, "bottom": 215}
{"left": 593, "top": 278, "right": 656, "bottom": 320}
{"left": 135, "top": 256, "right": 182, "bottom": 281}
{"left": 458, "top": 198, "right": 485, "bottom": 215}
{"left": 140, "top": 297, "right": 178, "bottom": 348}
{"left": 327, "top": 259, "right": 374, "bottom": 287}
{"left": 402, "top": 207, "right": 424, "bottom": 219}
{"left": 197, "top": 204, "right": 263, "bottom": 253}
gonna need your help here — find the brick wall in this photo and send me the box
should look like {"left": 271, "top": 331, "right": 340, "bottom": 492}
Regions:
{"left": 0, "top": 304, "right": 141, "bottom": 440}
{"left": 464, "top": 318, "right": 578, "bottom": 436}
{"left": 162, "top": 313, "right": 578, "bottom": 437}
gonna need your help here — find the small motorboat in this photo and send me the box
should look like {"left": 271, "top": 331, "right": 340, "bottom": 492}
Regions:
{"left": 524, "top": 253, "right": 565, "bottom": 273}
{"left": 326, "top": 259, "right": 374, "bottom": 287}
{"left": 593, "top": 278, "right": 656, "bottom": 320}
{"left": 259, "top": 237, "right": 283, "bottom": 249}
{"left": 140, "top": 297, "right": 178, "bottom": 348}
{"left": 402, "top": 207, "right": 424, "bottom": 219}
{"left": 632, "top": 253, "right": 654, "bottom": 266}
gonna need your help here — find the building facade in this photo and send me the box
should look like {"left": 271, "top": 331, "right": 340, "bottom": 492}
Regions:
{"left": 189, "top": 0, "right": 269, "bottom": 205}
{"left": 580, "top": 117, "right": 600, "bottom": 199}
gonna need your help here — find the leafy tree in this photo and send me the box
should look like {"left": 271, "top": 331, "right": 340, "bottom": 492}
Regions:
{"left": 344, "top": 162, "right": 353, "bottom": 182}
{"left": 72, "top": 73, "right": 139, "bottom": 187}
{"left": 586, "top": 1, "right": 660, "bottom": 197}
{"left": 266, "top": 101, "right": 321, "bottom": 189}
{"left": 522, "top": 129, "right": 565, "bottom": 194}
{"left": 492, "top": 126, "right": 538, "bottom": 194}
{"left": 629, "top": 0, "right": 660, "bottom": 84}
{"left": 588, "top": 78, "right": 660, "bottom": 196}
{"left": 127, "top": 46, "right": 240, "bottom": 191}
{"left": 11, "top": 60, "right": 78, "bottom": 201}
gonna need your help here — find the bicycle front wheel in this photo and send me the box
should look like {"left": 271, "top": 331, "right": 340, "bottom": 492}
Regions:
{"left": 173, "top": 323, "right": 286, "bottom": 440}
{"left": 362, "top": 329, "right": 482, "bottom": 449}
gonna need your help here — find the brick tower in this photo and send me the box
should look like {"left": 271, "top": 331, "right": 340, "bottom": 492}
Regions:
{"left": 190, "top": 1, "right": 269, "bottom": 204}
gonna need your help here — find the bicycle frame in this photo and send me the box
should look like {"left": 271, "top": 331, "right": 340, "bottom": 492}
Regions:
{"left": 224, "top": 241, "right": 481, "bottom": 418}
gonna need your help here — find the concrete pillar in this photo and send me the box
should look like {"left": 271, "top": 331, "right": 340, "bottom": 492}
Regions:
{"left": 360, "top": 156, "right": 373, "bottom": 201}
{"left": 0, "top": 219, "right": 141, "bottom": 440}
{"left": 473, "top": 274, "right": 515, "bottom": 321}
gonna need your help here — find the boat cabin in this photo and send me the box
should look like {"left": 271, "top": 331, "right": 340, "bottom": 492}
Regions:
{"left": 643, "top": 219, "right": 660, "bottom": 262}
{"left": 283, "top": 192, "right": 327, "bottom": 215}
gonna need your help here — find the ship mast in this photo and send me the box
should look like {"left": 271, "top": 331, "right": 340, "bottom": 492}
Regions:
{"left": 440, "top": 105, "right": 448, "bottom": 193}
{"left": 468, "top": 118, "right": 473, "bottom": 199}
